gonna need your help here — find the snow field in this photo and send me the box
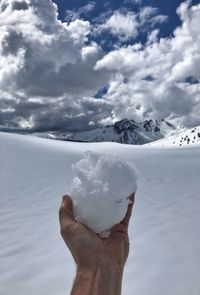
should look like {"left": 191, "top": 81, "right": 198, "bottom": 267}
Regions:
{"left": 0, "top": 132, "right": 200, "bottom": 295}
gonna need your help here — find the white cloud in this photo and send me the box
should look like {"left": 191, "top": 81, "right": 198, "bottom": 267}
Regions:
{"left": 95, "top": 1, "right": 200, "bottom": 127}
{"left": 95, "top": 7, "right": 168, "bottom": 43}
{"left": 102, "top": 11, "right": 139, "bottom": 41}
{"left": 81, "top": 42, "right": 101, "bottom": 62}
{"left": 150, "top": 14, "right": 168, "bottom": 25}
{"left": 0, "top": 0, "right": 107, "bottom": 97}
{"left": 0, "top": 0, "right": 110, "bottom": 131}
{"left": 79, "top": 2, "right": 95, "bottom": 14}
{"left": 65, "top": 19, "right": 91, "bottom": 43}
{"left": 139, "top": 6, "right": 168, "bottom": 25}
{"left": 0, "top": 0, "right": 200, "bottom": 132}
{"left": 65, "top": 2, "right": 95, "bottom": 22}
{"left": 139, "top": 6, "right": 158, "bottom": 22}
{"left": 147, "top": 29, "right": 160, "bottom": 44}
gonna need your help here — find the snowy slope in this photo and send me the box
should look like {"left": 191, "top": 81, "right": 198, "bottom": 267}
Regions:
{"left": 1, "top": 132, "right": 200, "bottom": 295}
{"left": 34, "top": 118, "right": 176, "bottom": 145}
{"left": 146, "top": 125, "right": 200, "bottom": 147}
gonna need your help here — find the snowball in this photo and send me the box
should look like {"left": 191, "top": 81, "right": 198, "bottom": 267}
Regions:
{"left": 69, "top": 151, "right": 137, "bottom": 235}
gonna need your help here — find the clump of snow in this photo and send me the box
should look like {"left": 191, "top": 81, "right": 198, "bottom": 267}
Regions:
{"left": 69, "top": 151, "right": 137, "bottom": 235}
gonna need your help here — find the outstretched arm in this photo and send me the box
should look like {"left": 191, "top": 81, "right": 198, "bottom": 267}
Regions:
{"left": 59, "top": 194, "right": 135, "bottom": 295}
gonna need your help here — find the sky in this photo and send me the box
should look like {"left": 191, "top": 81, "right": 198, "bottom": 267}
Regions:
{"left": 0, "top": 0, "right": 200, "bottom": 132}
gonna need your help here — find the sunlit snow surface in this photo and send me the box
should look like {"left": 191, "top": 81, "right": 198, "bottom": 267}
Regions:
{"left": 70, "top": 151, "right": 137, "bottom": 234}
{"left": 1, "top": 132, "right": 200, "bottom": 295}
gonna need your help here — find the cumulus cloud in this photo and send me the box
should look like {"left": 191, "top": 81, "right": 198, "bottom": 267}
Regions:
{"left": 101, "top": 11, "right": 139, "bottom": 41}
{"left": 0, "top": 0, "right": 107, "bottom": 96}
{"left": 0, "top": 0, "right": 200, "bottom": 132}
{"left": 0, "top": 0, "right": 110, "bottom": 131}
{"left": 95, "top": 7, "right": 168, "bottom": 43}
{"left": 94, "top": 1, "right": 200, "bottom": 127}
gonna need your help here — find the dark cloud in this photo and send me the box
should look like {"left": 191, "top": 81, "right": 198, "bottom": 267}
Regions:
{"left": 12, "top": 0, "right": 28, "bottom": 10}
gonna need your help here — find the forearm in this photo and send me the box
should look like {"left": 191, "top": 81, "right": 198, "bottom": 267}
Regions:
{"left": 71, "top": 263, "right": 124, "bottom": 295}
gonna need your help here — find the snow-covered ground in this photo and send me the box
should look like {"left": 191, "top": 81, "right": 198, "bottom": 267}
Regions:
{"left": 147, "top": 125, "right": 200, "bottom": 147}
{"left": 1, "top": 131, "right": 200, "bottom": 295}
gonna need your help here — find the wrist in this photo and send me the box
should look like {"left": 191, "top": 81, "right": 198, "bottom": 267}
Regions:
{"left": 71, "top": 259, "right": 124, "bottom": 295}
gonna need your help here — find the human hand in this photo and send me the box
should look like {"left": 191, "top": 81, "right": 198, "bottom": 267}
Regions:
{"left": 59, "top": 193, "right": 135, "bottom": 295}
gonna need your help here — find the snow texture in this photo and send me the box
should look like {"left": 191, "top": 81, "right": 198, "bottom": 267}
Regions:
{"left": 70, "top": 151, "right": 137, "bottom": 234}
{"left": 1, "top": 132, "right": 200, "bottom": 295}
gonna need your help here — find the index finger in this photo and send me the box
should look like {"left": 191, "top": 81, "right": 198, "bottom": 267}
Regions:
{"left": 121, "top": 193, "right": 135, "bottom": 227}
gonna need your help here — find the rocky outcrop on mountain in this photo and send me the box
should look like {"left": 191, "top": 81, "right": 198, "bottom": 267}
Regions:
{"left": 146, "top": 125, "right": 200, "bottom": 147}
{"left": 60, "top": 118, "right": 176, "bottom": 145}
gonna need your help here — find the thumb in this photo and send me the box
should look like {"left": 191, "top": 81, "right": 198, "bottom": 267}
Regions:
{"left": 61, "top": 195, "right": 74, "bottom": 213}
{"left": 59, "top": 195, "right": 76, "bottom": 230}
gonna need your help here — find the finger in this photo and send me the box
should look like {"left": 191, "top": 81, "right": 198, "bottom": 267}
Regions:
{"left": 59, "top": 195, "right": 76, "bottom": 229}
{"left": 121, "top": 193, "right": 135, "bottom": 227}
{"left": 110, "top": 193, "right": 135, "bottom": 236}
{"left": 62, "top": 195, "right": 74, "bottom": 213}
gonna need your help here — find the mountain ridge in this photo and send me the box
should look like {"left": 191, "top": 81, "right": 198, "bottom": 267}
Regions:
{"left": 33, "top": 118, "right": 177, "bottom": 145}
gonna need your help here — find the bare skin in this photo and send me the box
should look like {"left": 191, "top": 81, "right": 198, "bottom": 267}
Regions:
{"left": 59, "top": 193, "right": 135, "bottom": 295}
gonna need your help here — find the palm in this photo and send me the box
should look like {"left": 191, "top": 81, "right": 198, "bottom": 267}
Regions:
{"left": 59, "top": 194, "right": 134, "bottom": 270}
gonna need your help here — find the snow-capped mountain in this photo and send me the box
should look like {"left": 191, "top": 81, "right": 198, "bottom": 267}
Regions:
{"left": 146, "top": 125, "right": 200, "bottom": 147}
{"left": 34, "top": 118, "right": 176, "bottom": 145}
